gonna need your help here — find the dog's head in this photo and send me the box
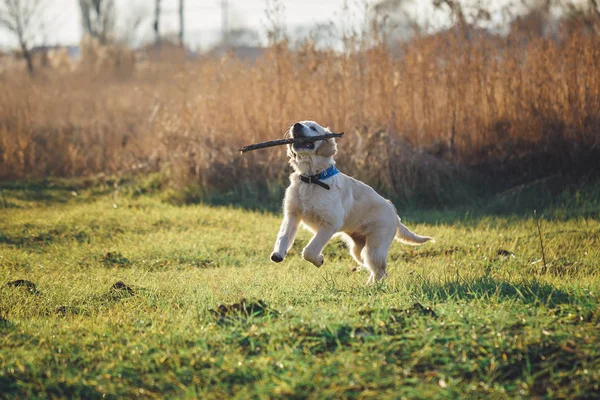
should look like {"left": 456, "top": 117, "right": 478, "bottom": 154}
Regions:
{"left": 286, "top": 121, "right": 338, "bottom": 170}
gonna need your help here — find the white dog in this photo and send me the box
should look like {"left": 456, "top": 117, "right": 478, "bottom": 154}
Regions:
{"left": 270, "top": 121, "right": 433, "bottom": 284}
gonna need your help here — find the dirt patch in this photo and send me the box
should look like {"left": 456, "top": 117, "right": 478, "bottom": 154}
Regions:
{"left": 54, "top": 306, "right": 83, "bottom": 316}
{"left": 4, "top": 279, "right": 39, "bottom": 295}
{"left": 210, "top": 299, "right": 278, "bottom": 324}
{"left": 58, "top": 282, "right": 139, "bottom": 314}
{"left": 398, "top": 302, "right": 438, "bottom": 318}
{"left": 95, "top": 281, "right": 138, "bottom": 303}
{"left": 360, "top": 302, "right": 438, "bottom": 321}
{"left": 102, "top": 252, "right": 131, "bottom": 267}
{"left": 497, "top": 249, "right": 514, "bottom": 257}
{"left": 392, "top": 247, "right": 465, "bottom": 262}
{"left": 110, "top": 281, "right": 135, "bottom": 297}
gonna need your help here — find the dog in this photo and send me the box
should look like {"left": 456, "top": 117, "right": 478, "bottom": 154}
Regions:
{"left": 270, "top": 120, "right": 433, "bottom": 284}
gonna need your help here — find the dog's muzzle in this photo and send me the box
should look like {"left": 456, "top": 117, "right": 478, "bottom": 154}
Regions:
{"left": 291, "top": 123, "right": 315, "bottom": 150}
{"left": 293, "top": 141, "right": 315, "bottom": 151}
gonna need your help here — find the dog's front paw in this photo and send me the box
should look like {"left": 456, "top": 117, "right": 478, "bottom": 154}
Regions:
{"left": 302, "top": 248, "right": 324, "bottom": 268}
{"left": 314, "top": 255, "right": 324, "bottom": 267}
{"left": 270, "top": 252, "right": 285, "bottom": 263}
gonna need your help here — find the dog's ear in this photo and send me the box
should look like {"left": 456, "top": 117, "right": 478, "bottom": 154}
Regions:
{"left": 284, "top": 129, "right": 295, "bottom": 159}
{"left": 287, "top": 144, "right": 296, "bottom": 159}
{"left": 316, "top": 139, "right": 337, "bottom": 157}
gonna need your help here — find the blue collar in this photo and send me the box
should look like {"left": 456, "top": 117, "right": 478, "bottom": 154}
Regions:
{"left": 299, "top": 165, "right": 340, "bottom": 190}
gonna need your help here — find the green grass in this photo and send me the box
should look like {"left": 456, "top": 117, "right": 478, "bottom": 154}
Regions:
{"left": 1, "top": 180, "right": 599, "bottom": 399}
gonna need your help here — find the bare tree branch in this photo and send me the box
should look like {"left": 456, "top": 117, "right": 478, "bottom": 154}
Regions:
{"left": 78, "top": 0, "right": 115, "bottom": 44}
{"left": 590, "top": 0, "right": 600, "bottom": 16}
{"left": 0, "top": 0, "right": 52, "bottom": 74}
{"left": 0, "top": 15, "right": 17, "bottom": 31}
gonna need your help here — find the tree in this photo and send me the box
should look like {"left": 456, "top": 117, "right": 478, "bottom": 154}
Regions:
{"left": 0, "top": 0, "right": 50, "bottom": 74}
{"left": 118, "top": 3, "right": 149, "bottom": 47}
{"left": 78, "top": 0, "right": 115, "bottom": 44}
{"left": 154, "top": 0, "right": 160, "bottom": 45}
{"left": 433, "top": 0, "right": 468, "bottom": 30}
{"left": 373, "top": 0, "right": 420, "bottom": 40}
{"left": 179, "top": 0, "right": 184, "bottom": 46}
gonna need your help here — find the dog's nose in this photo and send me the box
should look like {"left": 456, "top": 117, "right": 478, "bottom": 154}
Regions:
{"left": 293, "top": 123, "right": 303, "bottom": 131}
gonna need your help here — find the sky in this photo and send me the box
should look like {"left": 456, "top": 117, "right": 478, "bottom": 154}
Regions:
{"left": 1, "top": 0, "right": 580, "bottom": 51}
{"left": 0, "top": 0, "right": 442, "bottom": 50}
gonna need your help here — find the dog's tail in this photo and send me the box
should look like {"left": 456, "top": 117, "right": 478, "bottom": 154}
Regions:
{"left": 395, "top": 217, "right": 434, "bottom": 245}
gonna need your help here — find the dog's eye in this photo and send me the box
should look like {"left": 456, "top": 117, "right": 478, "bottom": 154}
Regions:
{"left": 310, "top": 127, "right": 317, "bottom": 132}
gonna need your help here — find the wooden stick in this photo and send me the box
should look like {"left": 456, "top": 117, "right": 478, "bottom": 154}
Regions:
{"left": 239, "top": 133, "right": 344, "bottom": 154}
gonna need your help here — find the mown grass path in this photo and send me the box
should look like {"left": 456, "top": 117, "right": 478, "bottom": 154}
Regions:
{"left": 1, "top": 184, "right": 599, "bottom": 399}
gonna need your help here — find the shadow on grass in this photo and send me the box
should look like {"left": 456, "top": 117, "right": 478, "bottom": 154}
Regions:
{"left": 0, "top": 375, "right": 103, "bottom": 399}
{"left": 164, "top": 181, "right": 285, "bottom": 213}
{"left": 167, "top": 176, "right": 600, "bottom": 223}
{"left": 0, "top": 226, "right": 91, "bottom": 248}
{"left": 0, "top": 174, "right": 159, "bottom": 208}
{"left": 415, "top": 274, "right": 589, "bottom": 307}
{"left": 0, "top": 178, "right": 99, "bottom": 205}
{"left": 0, "top": 316, "right": 12, "bottom": 331}
{"left": 403, "top": 177, "right": 600, "bottom": 225}
{"left": 2, "top": 175, "right": 599, "bottom": 224}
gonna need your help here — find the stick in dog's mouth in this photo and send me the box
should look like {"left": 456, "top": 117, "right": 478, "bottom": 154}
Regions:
{"left": 239, "top": 132, "right": 344, "bottom": 154}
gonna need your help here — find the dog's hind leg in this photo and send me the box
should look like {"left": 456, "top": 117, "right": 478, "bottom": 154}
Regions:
{"left": 345, "top": 234, "right": 366, "bottom": 269}
{"left": 362, "top": 232, "right": 394, "bottom": 284}
{"left": 363, "top": 247, "right": 388, "bottom": 283}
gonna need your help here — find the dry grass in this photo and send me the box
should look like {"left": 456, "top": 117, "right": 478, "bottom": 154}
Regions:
{"left": 1, "top": 13, "right": 599, "bottom": 204}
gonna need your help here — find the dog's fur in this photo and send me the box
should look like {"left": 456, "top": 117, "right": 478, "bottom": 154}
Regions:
{"left": 270, "top": 121, "right": 433, "bottom": 284}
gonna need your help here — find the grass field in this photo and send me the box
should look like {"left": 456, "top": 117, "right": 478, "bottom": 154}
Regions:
{"left": 1, "top": 179, "right": 599, "bottom": 399}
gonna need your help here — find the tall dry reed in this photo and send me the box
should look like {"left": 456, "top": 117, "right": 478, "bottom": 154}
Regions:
{"left": 1, "top": 12, "right": 599, "bottom": 204}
